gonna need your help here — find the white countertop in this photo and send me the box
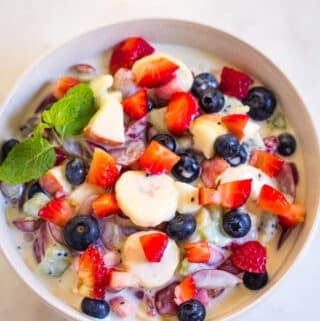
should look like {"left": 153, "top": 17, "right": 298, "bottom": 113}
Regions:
{"left": 0, "top": 0, "right": 319, "bottom": 320}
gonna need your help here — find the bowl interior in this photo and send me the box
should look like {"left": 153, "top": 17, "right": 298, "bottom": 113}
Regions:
{"left": 0, "top": 19, "right": 319, "bottom": 321}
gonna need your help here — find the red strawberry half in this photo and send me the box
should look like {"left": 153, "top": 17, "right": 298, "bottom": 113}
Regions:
{"left": 184, "top": 241, "right": 210, "bottom": 263}
{"left": 109, "top": 37, "right": 154, "bottom": 74}
{"left": 53, "top": 76, "right": 80, "bottom": 99}
{"left": 92, "top": 193, "right": 120, "bottom": 218}
{"left": 139, "top": 232, "right": 169, "bottom": 263}
{"left": 231, "top": 241, "right": 267, "bottom": 273}
{"left": 221, "top": 114, "right": 249, "bottom": 140}
{"left": 174, "top": 276, "right": 197, "bottom": 305}
{"left": 122, "top": 88, "right": 148, "bottom": 120}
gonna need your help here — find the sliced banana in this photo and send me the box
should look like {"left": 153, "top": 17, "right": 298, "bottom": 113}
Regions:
{"left": 122, "top": 231, "right": 179, "bottom": 288}
{"left": 115, "top": 171, "right": 178, "bottom": 227}
{"left": 175, "top": 182, "right": 201, "bottom": 214}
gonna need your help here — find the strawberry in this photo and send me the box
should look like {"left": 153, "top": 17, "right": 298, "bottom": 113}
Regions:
{"left": 53, "top": 76, "right": 80, "bottom": 99}
{"left": 174, "top": 276, "right": 197, "bottom": 305}
{"left": 221, "top": 114, "right": 249, "bottom": 140}
{"left": 166, "top": 92, "right": 200, "bottom": 136}
{"left": 86, "top": 148, "right": 120, "bottom": 188}
{"left": 122, "top": 88, "right": 148, "bottom": 120}
{"left": 38, "top": 198, "right": 74, "bottom": 227}
{"left": 250, "top": 149, "right": 284, "bottom": 177}
{"left": 184, "top": 241, "right": 210, "bottom": 263}
{"left": 109, "top": 37, "right": 154, "bottom": 74}
{"left": 198, "top": 187, "right": 221, "bottom": 206}
{"left": 92, "top": 193, "right": 120, "bottom": 218}
{"left": 220, "top": 67, "right": 253, "bottom": 99}
{"left": 138, "top": 140, "right": 180, "bottom": 175}
{"left": 139, "top": 232, "right": 169, "bottom": 263}
{"left": 201, "top": 157, "right": 230, "bottom": 188}
{"left": 78, "top": 246, "right": 108, "bottom": 299}
{"left": 230, "top": 241, "right": 267, "bottom": 273}
{"left": 257, "top": 184, "right": 304, "bottom": 227}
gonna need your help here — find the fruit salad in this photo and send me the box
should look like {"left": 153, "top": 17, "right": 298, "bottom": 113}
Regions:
{"left": 0, "top": 37, "right": 305, "bottom": 321}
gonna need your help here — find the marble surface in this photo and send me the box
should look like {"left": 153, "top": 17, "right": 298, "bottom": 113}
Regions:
{"left": 0, "top": 0, "right": 319, "bottom": 320}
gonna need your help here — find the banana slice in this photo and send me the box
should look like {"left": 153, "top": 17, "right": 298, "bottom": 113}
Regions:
{"left": 115, "top": 171, "right": 178, "bottom": 227}
{"left": 122, "top": 231, "right": 179, "bottom": 288}
{"left": 175, "top": 182, "right": 201, "bottom": 214}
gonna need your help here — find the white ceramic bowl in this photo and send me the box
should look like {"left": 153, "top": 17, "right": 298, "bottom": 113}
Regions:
{"left": 0, "top": 19, "right": 319, "bottom": 321}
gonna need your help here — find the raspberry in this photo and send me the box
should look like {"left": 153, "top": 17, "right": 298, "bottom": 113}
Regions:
{"left": 220, "top": 67, "right": 253, "bottom": 99}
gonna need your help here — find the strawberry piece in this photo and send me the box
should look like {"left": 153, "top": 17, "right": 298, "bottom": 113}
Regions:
{"left": 166, "top": 92, "right": 200, "bottom": 136}
{"left": 198, "top": 187, "right": 221, "bottom": 206}
{"left": 139, "top": 232, "right": 169, "bottom": 263}
{"left": 201, "top": 157, "right": 230, "bottom": 188}
{"left": 220, "top": 67, "right": 253, "bottom": 99}
{"left": 174, "top": 276, "right": 197, "bottom": 305}
{"left": 135, "top": 57, "right": 179, "bottom": 88}
{"left": 122, "top": 88, "right": 148, "bottom": 120}
{"left": 78, "top": 246, "right": 108, "bottom": 299}
{"left": 184, "top": 241, "right": 210, "bottom": 263}
{"left": 53, "top": 76, "right": 80, "bottom": 99}
{"left": 109, "top": 37, "right": 154, "bottom": 74}
{"left": 231, "top": 241, "right": 267, "bottom": 273}
{"left": 38, "top": 198, "right": 73, "bottom": 227}
{"left": 221, "top": 114, "right": 249, "bottom": 140}
{"left": 250, "top": 149, "right": 284, "bottom": 177}
{"left": 92, "top": 193, "right": 120, "bottom": 218}
{"left": 257, "top": 184, "right": 304, "bottom": 227}
{"left": 86, "top": 148, "right": 120, "bottom": 188}
{"left": 138, "top": 140, "right": 180, "bottom": 175}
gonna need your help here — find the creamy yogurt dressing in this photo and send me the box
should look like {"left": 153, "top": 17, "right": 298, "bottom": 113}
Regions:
{"left": 5, "top": 42, "right": 306, "bottom": 321}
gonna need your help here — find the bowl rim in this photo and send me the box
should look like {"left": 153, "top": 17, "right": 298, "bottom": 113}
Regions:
{"left": 0, "top": 17, "right": 319, "bottom": 321}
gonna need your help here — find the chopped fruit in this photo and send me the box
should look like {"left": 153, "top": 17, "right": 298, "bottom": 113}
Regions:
{"left": 109, "top": 296, "right": 137, "bottom": 317}
{"left": 177, "top": 299, "right": 206, "bottom": 321}
{"left": 139, "top": 232, "right": 169, "bottom": 262}
{"left": 250, "top": 150, "right": 284, "bottom": 177}
{"left": 86, "top": 148, "right": 120, "bottom": 188}
{"left": 174, "top": 276, "right": 197, "bottom": 305}
{"left": 38, "top": 198, "right": 74, "bottom": 227}
{"left": 53, "top": 77, "right": 80, "bottom": 99}
{"left": 172, "top": 151, "right": 201, "bottom": 183}
{"left": 122, "top": 88, "right": 148, "bottom": 120}
{"left": 230, "top": 240, "right": 267, "bottom": 273}
{"left": 92, "top": 193, "right": 120, "bottom": 218}
{"left": 166, "top": 214, "right": 196, "bottom": 242}
{"left": 201, "top": 157, "right": 230, "bottom": 188}
{"left": 198, "top": 187, "right": 221, "bottom": 206}
{"left": 78, "top": 246, "right": 108, "bottom": 299}
{"left": 109, "top": 37, "right": 155, "bottom": 74}
{"left": 220, "top": 67, "right": 253, "bottom": 99}
{"left": 54, "top": 148, "right": 67, "bottom": 166}
{"left": 166, "top": 92, "right": 200, "bottom": 136}
{"left": 257, "top": 184, "right": 304, "bottom": 227}
{"left": 108, "top": 270, "right": 140, "bottom": 289}
{"left": 184, "top": 241, "right": 210, "bottom": 263}
{"left": 221, "top": 114, "right": 249, "bottom": 140}
{"left": 138, "top": 140, "right": 180, "bottom": 175}
{"left": 132, "top": 53, "right": 179, "bottom": 88}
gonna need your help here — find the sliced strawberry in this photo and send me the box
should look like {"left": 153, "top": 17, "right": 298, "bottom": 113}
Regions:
{"left": 230, "top": 241, "right": 267, "bottom": 273}
{"left": 138, "top": 140, "right": 180, "bottom": 175}
{"left": 184, "top": 241, "right": 210, "bottom": 263}
{"left": 201, "top": 157, "right": 230, "bottom": 188}
{"left": 221, "top": 114, "right": 249, "bottom": 140}
{"left": 86, "top": 148, "right": 120, "bottom": 188}
{"left": 92, "top": 193, "right": 120, "bottom": 218}
{"left": 198, "top": 187, "right": 221, "bottom": 206}
{"left": 108, "top": 270, "right": 140, "bottom": 289}
{"left": 174, "top": 276, "right": 197, "bottom": 305}
{"left": 166, "top": 92, "right": 200, "bottom": 136}
{"left": 38, "top": 198, "right": 74, "bottom": 227}
{"left": 257, "top": 184, "right": 304, "bottom": 227}
{"left": 250, "top": 149, "right": 284, "bottom": 177}
{"left": 139, "top": 232, "right": 169, "bottom": 263}
{"left": 109, "top": 37, "right": 154, "bottom": 74}
{"left": 77, "top": 246, "right": 108, "bottom": 299}
{"left": 220, "top": 67, "right": 253, "bottom": 99}
{"left": 53, "top": 76, "right": 80, "bottom": 99}
{"left": 122, "top": 88, "right": 148, "bottom": 120}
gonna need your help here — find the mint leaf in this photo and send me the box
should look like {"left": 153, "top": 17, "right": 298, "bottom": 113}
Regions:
{"left": 0, "top": 135, "right": 56, "bottom": 184}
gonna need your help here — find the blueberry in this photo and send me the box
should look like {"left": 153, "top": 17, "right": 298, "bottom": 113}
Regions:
{"left": 225, "top": 144, "right": 248, "bottom": 166}
{"left": 2, "top": 139, "right": 19, "bottom": 160}
{"left": 172, "top": 152, "right": 201, "bottom": 183}
{"left": 222, "top": 209, "right": 251, "bottom": 238}
{"left": 28, "top": 182, "right": 46, "bottom": 199}
{"left": 152, "top": 134, "right": 177, "bottom": 152}
{"left": 192, "top": 73, "right": 219, "bottom": 97}
{"left": 277, "top": 133, "right": 296, "bottom": 156}
{"left": 177, "top": 299, "right": 206, "bottom": 321}
{"left": 214, "top": 134, "right": 240, "bottom": 160}
{"left": 198, "top": 88, "right": 225, "bottom": 113}
{"left": 65, "top": 158, "right": 88, "bottom": 185}
{"left": 63, "top": 215, "right": 100, "bottom": 251}
{"left": 81, "top": 297, "right": 110, "bottom": 319}
{"left": 165, "top": 214, "right": 196, "bottom": 241}
{"left": 147, "top": 97, "right": 156, "bottom": 111}
{"left": 243, "top": 271, "right": 269, "bottom": 290}
{"left": 243, "top": 87, "right": 276, "bottom": 121}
